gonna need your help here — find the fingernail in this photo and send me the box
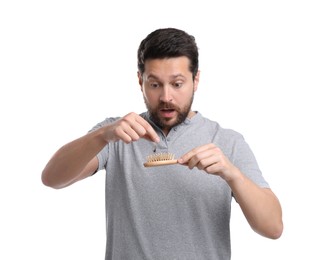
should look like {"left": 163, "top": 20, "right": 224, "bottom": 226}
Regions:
{"left": 178, "top": 158, "right": 183, "bottom": 164}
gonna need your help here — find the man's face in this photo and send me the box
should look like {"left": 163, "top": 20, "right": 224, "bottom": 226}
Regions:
{"left": 138, "top": 57, "right": 199, "bottom": 133}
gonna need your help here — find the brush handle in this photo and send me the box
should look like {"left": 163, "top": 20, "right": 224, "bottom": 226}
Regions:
{"left": 143, "top": 159, "right": 178, "bottom": 167}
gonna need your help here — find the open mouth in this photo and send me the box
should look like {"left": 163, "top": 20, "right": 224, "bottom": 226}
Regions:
{"left": 159, "top": 108, "right": 176, "bottom": 118}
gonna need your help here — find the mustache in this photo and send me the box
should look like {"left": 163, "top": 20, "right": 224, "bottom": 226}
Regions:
{"left": 158, "top": 102, "right": 177, "bottom": 110}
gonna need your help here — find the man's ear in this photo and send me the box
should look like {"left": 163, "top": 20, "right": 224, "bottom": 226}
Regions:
{"left": 137, "top": 71, "right": 143, "bottom": 91}
{"left": 193, "top": 70, "right": 200, "bottom": 92}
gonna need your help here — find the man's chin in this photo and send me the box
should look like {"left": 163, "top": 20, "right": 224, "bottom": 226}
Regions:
{"left": 159, "top": 117, "right": 180, "bottom": 129}
{"left": 150, "top": 110, "right": 187, "bottom": 129}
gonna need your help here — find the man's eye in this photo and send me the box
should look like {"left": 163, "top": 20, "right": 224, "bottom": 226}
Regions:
{"left": 150, "top": 83, "right": 159, "bottom": 88}
{"left": 173, "top": 82, "right": 183, "bottom": 88}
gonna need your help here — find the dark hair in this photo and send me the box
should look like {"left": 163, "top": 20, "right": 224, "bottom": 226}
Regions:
{"left": 137, "top": 28, "right": 199, "bottom": 78}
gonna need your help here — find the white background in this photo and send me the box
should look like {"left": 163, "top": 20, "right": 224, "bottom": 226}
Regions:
{"left": 1, "top": 0, "right": 322, "bottom": 259}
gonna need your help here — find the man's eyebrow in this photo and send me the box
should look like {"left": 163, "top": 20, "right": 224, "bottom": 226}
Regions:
{"left": 146, "top": 73, "right": 186, "bottom": 80}
{"left": 171, "top": 74, "right": 186, "bottom": 79}
{"left": 146, "top": 74, "right": 159, "bottom": 80}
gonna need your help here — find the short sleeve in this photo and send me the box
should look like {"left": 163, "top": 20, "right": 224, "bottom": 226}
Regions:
{"left": 88, "top": 117, "right": 121, "bottom": 172}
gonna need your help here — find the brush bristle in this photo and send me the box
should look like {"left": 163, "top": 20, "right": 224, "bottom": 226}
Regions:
{"left": 143, "top": 152, "right": 178, "bottom": 167}
{"left": 146, "top": 153, "right": 175, "bottom": 162}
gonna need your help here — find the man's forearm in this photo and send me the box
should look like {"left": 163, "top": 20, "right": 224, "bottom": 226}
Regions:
{"left": 41, "top": 128, "right": 107, "bottom": 189}
{"left": 228, "top": 172, "right": 283, "bottom": 239}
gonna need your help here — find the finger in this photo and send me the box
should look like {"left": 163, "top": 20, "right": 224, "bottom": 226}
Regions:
{"left": 121, "top": 113, "right": 159, "bottom": 143}
{"left": 115, "top": 123, "right": 140, "bottom": 143}
{"left": 178, "top": 143, "right": 216, "bottom": 164}
{"left": 135, "top": 116, "right": 160, "bottom": 142}
{"left": 187, "top": 149, "right": 215, "bottom": 170}
{"left": 196, "top": 154, "right": 219, "bottom": 171}
{"left": 129, "top": 120, "right": 149, "bottom": 138}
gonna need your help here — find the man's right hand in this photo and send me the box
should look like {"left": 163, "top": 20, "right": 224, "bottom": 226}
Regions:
{"left": 103, "top": 112, "right": 160, "bottom": 144}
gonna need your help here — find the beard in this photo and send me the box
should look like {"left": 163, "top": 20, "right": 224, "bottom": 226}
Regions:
{"left": 144, "top": 92, "right": 194, "bottom": 131}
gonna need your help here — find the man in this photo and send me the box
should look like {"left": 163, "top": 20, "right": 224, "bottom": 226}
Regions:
{"left": 42, "top": 28, "right": 283, "bottom": 259}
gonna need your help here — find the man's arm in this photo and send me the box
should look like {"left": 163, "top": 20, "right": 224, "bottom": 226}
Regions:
{"left": 41, "top": 112, "right": 160, "bottom": 189}
{"left": 178, "top": 143, "right": 283, "bottom": 239}
{"left": 41, "top": 129, "right": 105, "bottom": 189}
{"left": 228, "top": 176, "right": 283, "bottom": 239}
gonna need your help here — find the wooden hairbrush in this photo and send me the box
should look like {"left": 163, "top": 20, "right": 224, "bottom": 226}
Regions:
{"left": 143, "top": 152, "right": 178, "bottom": 167}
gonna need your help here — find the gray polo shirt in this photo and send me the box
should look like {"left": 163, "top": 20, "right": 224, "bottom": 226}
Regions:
{"left": 92, "top": 112, "right": 269, "bottom": 260}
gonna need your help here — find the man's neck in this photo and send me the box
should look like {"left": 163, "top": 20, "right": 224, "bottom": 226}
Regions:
{"left": 187, "top": 110, "right": 196, "bottom": 119}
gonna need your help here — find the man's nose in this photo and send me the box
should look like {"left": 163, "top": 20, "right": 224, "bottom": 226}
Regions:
{"left": 160, "top": 86, "right": 173, "bottom": 102}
